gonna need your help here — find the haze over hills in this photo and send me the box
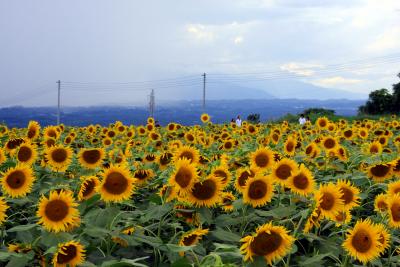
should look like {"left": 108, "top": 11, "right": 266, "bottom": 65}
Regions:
{"left": 0, "top": 99, "right": 365, "bottom": 127}
{"left": 151, "top": 78, "right": 366, "bottom": 102}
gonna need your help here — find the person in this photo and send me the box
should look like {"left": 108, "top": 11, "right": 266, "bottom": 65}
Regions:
{"left": 299, "top": 114, "right": 306, "bottom": 125}
{"left": 235, "top": 115, "right": 242, "bottom": 127}
{"left": 306, "top": 116, "right": 311, "bottom": 123}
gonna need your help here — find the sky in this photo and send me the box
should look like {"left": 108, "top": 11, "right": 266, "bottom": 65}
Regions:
{"left": 0, "top": 0, "right": 399, "bottom": 106}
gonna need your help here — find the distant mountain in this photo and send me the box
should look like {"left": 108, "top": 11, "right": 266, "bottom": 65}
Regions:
{"left": 154, "top": 79, "right": 366, "bottom": 101}
{"left": 0, "top": 99, "right": 364, "bottom": 127}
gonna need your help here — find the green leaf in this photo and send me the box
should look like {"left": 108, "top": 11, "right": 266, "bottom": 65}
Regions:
{"left": 0, "top": 252, "right": 11, "bottom": 261}
{"left": 139, "top": 203, "right": 172, "bottom": 223}
{"left": 165, "top": 244, "right": 195, "bottom": 253}
{"left": 7, "top": 224, "right": 38, "bottom": 232}
{"left": 298, "top": 253, "right": 332, "bottom": 266}
{"left": 211, "top": 228, "right": 241, "bottom": 242}
{"left": 84, "top": 226, "right": 111, "bottom": 238}
{"left": 171, "top": 257, "right": 192, "bottom": 267}
{"left": 254, "top": 205, "right": 296, "bottom": 219}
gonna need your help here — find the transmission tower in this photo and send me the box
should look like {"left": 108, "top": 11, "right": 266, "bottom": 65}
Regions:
{"left": 149, "top": 89, "right": 155, "bottom": 118}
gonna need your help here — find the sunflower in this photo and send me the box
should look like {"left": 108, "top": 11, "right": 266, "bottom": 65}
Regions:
{"left": 240, "top": 222, "right": 295, "bottom": 265}
{"left": 271, "top": 158, "right": 298, "bottom": 186}
{"left": 321, "top": 136, "right": 338, "bottom": 151}
{"left": 102, "top": 137, "right": 113, "bottom": 146}
{"left": 157, "top": 152, "right": 173, "bottom": 170}
{"left": 27, "top": 120, "right": 40, "bottom": 140}
{"left": 44, "top": 126, "right": 59, "bottom": 139}
{"left": 374, "top": 193, "right": 388, "bottom": 213}
{"left": 358, "top": 127, "right": 369, "bottom": 139}
{"left": 52, "top": 240, "right": 85, "bottom": 267}
{"left": 37, "top": 190, "right": 80, "bottom": 232}
{"left": 4, "top": 138, "right": 24, "bottom": 154}
{"left": 173, "top": 145, "right": 200, "bottom": 165}
{"left": 200, "top": 113, "right": 210, "bottom": 123}
{"left": 336, "top": 180, "right": 360, "bottom": 210}
{"left": 343, "top": 219, "right": 382, "bottom": 264}
{"left": 283, "top": 136, "right": 297, "bottom": 156}
{"left": 97, "top": 165, "right": 135, "bottom": 202}
{"left": 367, "top": 141, "right": 382, "bottom": 154}
{"left": 211, "top": 165, "right": 231, "bottom": 187}
{"left": 375, "top": 223, "right": 390, "bottom": 255}
{"left": 333, "top": 209, "right": 352, "bottom": 226}
{"left": 169, "top": 158, "right": 198, "bottom": 195}
{"left": 243, "top": 175, "right": 274, "bottom": 207}
{"left": 78, "top": 176, "right": 100, "bottom": 201}
{"left": 178, "top": 228, "right": 209, "bottom": 256}
{"left": 143, "top": 153, "right": 157, "bottom": 164}
{"left": 234, "top": 167, "right": 256, "bottom": 193}
{"left": 0, "top": 197, "right": 8, "bottom": 224}
{"left": 133, "top": 169, "right": 155, "bottom": 184}
{"left": 0, "top": 148, "right": 6, "bottom": 165}
{"left": 185, "top": 175, "right": 223, "bottom": 207}
{"left": 316, "top": 117, "right": 329, "bottom": 130}
{"left": 221, "top": 192, "right": 236, "bottom": 212}
{"left": 303, "top": 207, "right": 322, "bottom": 234}
{"left": 45, "top": 145, "right": 73, "bottom": 172}
{"left": 342, "top": 128, "right": 355, "bottom": 140}
{"left": 314, "top": 183, "right": 344, "bottom": 220}
{"left": 250, "top": 147, "right": 274, "bottom": 171}
{"left": 78, "top": 148, "right": 105, "bottom": 169}
{"left": 287, "top": 164, "right": 315, "bottom": 196}
{"left": 1, "top": 164, "right": 35, "bottom": 198}
{"left": 159, "top": 185, "right": 177, "bottom": 202}
{"left": 367, "top": 163, "right": 393, "bottom": 182}
{"left": 304, "top": 142, "right": 320, "bottom": 158}
{"left": 391, "top": 158, "right": 400, "bottom": 177}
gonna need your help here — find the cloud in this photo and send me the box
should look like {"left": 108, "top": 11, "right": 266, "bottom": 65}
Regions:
{"left": 366, "top": 27, "right": 400, "bottom": 53}
{"left": 280, "top": 62, "right": 322, "bottom": 77}
{"left": 312, "top": 76, "right": 363, "bottom": 87}
{"left": 233, "top": 36, "right": 243, "bottom": 44}
{"left": 186, "top": 24, "right": 214, "bottom": 41}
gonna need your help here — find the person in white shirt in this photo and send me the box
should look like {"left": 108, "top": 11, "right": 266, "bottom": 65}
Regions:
{"left": 235, "top": 115, "right": 242, "bottom": 127}
{"left": 299, "top": 114, "right": 306, "bottom": 125}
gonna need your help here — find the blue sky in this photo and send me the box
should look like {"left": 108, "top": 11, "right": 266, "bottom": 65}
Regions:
{"left": 0, "top": 0, "right": 399, "bottom": 106}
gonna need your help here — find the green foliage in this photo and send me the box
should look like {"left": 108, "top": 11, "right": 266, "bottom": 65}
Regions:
{"left": 359, "top": 72, "right": 400, "bottom": 115}
{"left": 303, "top": 108, "right": 335, "bottom": 117}
{"left": 246, "top": 114, "right": 260, "bottom": 124}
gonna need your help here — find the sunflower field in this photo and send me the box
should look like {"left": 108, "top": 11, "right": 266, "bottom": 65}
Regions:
{"left": 0, "top": 114, "right": 400, "bottom": 267}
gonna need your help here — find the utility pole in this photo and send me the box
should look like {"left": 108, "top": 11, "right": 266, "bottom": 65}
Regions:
{"left": 149, "top": 89, "right": 155, "bottom": 118}
{"left": 202, "top": 73, "right": 206, "bottom": 111}
{"left": 57, "top": 80, "right": 61, "bottom": 125}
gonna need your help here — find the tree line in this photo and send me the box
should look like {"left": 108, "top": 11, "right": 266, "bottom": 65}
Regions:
{"left": 358, "top": 73, "right": 400, "bottom": 115}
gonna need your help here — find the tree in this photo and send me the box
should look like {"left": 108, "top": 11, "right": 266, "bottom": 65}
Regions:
{"left": 358, "top": 88, "right": 393, "bottom": 115}
{"left": 247, "top": 113, "right": 260, "bottom": 123}
{"left": 391, "top": 73, "right": 400, "bottom": 113}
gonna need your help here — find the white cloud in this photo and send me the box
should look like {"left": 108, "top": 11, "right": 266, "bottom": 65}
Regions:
{"left": 312, "top": 76, "right": 363, "bottom": 87}
{"left": 186, "top": 24, "right": 214, "bottom": 41}
{"left": 280, "top": 62, "right": 322, "bottom": 77}
{"left": 366, "top": 27, "right": 400, "bottom": 52}
{"left": 233, "top": 36, "right": 243, "bottom": 44}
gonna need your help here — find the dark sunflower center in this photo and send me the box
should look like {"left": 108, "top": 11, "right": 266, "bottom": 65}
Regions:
{"left": 344, "top": 130, "right": 352, "bottom": 138}
{"left": 160, "top": 153, "right": 172, "bottom": 165}
{"left": 180, "top": 151, "right": 194, "bottom": 162}
{"left": 292, "top": 173, "right": 309, "bottom": 189}
{"left": 391, "top": 202, "right": 400, "bottom": 222}
{"left": 370, "top": 164, "right": 390, "bottom": 177}
{"left": 323, "top": 139, "right": 335, "bottom": 149}
{"left": 18, "top": 146, "right": 33, "bottom": 162}
{"left": 248, "top": 180, "right": 267, "bottom": 200}
{"left": 103, "top": 172, "right": 128, "bottom": 194}
{"left": 340, "top": 187, "right": 353, "bottom": 205}
{"left": 238, "top": 171, "right": 250, "bottom": 187}
{"left": 377, "top": 200, "right": 387, "bottom": 211}
{"left": 145, "top": 155, "right": 156, "bottom": 161}
{"left": 82, "top": 150, "right": 101, "bottom": 164}
{"left": 319, "top": 120, "right": 327, "bottom": 127}
{"left": 286, "top": 142, "right": 294, "bottom": 152}
{"left": 255, "top": 153, "right": 269, "bottom": 168}
{"left": 82, "top": 180, "right": 96, "bottom": 197}
{"left": 224, "top": 141, "right": 233, "bottom": 149}
{"left": 250, "top": 231, "right": 282, "bottom": 256}
{"left": 6, "top": 170, "right": 26, "bottom": 189}
{"left": 305, "top": 146, "right": 313, "bottom": 155}
{"left": 51, "top": 149, "right": 68, "bottom": 163}
{"left": 191, "top": 180, "right": 217, "bottom": 200}
{"left": 57, "top": 245, "right": 77, "bottom": 264}
{"left": 214, "top": 170, "right": 228, "bottom": 182}
{"left": 320, "top": 192, "right": 335, "bottom": 211}
{"left": 175, "top": 166, "right": 193, "bottom": 188}
{"left": 27, "top": 129, "right": 36, "bottom": 139}
{"left": 134, "top": 170, "right": 149, "bottom": 180}
{"left": 275, "top": 164, "right": 292, "bottom": 180}
{"left": 182, "top": 234, "right": 197, "bottom": 246}
{"left": 45, "top": 199, "right": 69, "bottom": 221}
{"left": 351, "top": 229, "right": 372, "bottom": 253}
{"left": 47, "top": 130, "right": 57, "bottom": 138}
